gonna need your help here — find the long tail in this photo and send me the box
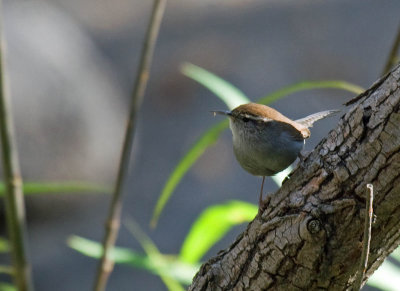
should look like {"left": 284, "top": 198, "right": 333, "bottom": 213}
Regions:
{"left": 295, "top": 109, "right": 340, "bottom": 128}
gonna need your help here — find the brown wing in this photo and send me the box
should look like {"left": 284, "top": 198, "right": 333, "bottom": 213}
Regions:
{"left": 273, "top": 120, "right": 305, "bottom": 142}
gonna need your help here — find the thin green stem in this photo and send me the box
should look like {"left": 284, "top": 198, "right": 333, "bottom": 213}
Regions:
{"left": 382, "top": 23, "right": 400, "bottom": 76}
{"left": 0, "top": 1, "right": 34, "bottom": 290}
{"left": 93, "top": 1, "right": 167, "bottom": 290}
{"left": 0, "top": 181, "right": 111, "bottom": 196}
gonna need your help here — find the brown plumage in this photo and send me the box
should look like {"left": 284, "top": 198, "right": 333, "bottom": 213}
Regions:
{"left": 232, "top": 103, "right": 311, "bottom": 138}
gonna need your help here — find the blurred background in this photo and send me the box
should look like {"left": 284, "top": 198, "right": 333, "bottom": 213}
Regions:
{"left": 0, "top": 0, "right": 399, "bottom": 290}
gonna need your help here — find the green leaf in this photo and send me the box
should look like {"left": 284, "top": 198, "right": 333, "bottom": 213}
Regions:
{"left": 68, "top": 235, "right": 198, "bottom": 287}
{"left": 124, "top": 219, "right": 187, "bottom": 291}
{"left": 150, "top": 119, "right": 229, "bottom": 228}
{"left": 0, "top": 182, "right": 110, "bottom": 197}
{"left": 151, "top": 64, "right": 365, "bottom": 227}
{"left": 0, "top": 282, "right": 16, "bottom": 291}
{"left": 0, "top": 237, "right": 9, "bottom": 253}
{"left": 179, "top": 200, "right": 257, "bottom": 263}
{"left": 390, "top": 245, "right": 400, "bottom": 262}
{"left": 367, "top": 259, "right": 400, "bottom": 291}
{"left": 0, "top": 265, "right": 13, "bottom": 275}
{"left": 271, "top": 166, "right": 292, "bottom": 186}
{"left": 257, "top": 80, "right": 364, "bottom": 105}
{"left": 68, "top": 235, "right": 149, "bottom": 266}
{"left": 182, "top": 63, "right": 249, "bottom": 109}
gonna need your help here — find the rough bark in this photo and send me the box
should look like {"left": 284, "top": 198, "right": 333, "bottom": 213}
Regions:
{"left": 189, "top": 64, "right": 400, "bottom": 291}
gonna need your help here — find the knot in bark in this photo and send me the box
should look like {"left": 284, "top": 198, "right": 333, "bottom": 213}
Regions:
{"left": 307, "top": 219, "right": 321, "bottom": 234}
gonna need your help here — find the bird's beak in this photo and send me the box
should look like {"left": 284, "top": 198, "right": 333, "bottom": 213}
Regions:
{"left": 211, "top": 110, "right": 232, "bottom": 117}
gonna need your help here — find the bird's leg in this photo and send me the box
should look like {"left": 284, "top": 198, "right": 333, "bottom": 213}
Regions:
{"left": 258, "top": 176, "right": 272, "bottom": 212}
{"left": 258, "top": 176, "right": 266, "bottom": 212}
{"left": 298, "top": 139, "right": 311, "bottom": 164}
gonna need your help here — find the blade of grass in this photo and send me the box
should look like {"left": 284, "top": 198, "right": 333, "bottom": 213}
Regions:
{"left": 257, "top": 80, "right": 364, "bottom": 105}
{"left": 367, "top": 259, "right": 400, "bottom": 291}
{"left": 0, "top": 265, "right": 13, "bottom": 275}
{"left": 271, "top": 166, "right": 292, "bottom": 186}
{"left": 151, "top": 71, "right": 365, "bottom": 227}
{"left": 68, "top": 235, "right": 198, "bottom": 285}
{"left": 390, "top": 246, "right": 400, "bottom": 263}
{"left": 0, "top": 236, "right": 9, "bottom": 253}
{"left": 150, "top": 119, "right": 228, "bottom": 228}
{"left": 125, "top": 219, "right": 186, "bottom": 291}
{"left": 0, "top": 182, "right": 110, "bottom": 197}
{"left": 69, "top": 236, "right": 153, "bottom": 271}
{"left": 382, "top": 24, "right": 400, "bottom": 76}
{"left": 94, "top": 0, "right": 167, "bottom": 289}
{"left": 179, "top": 200, "right": 257, "bottom": 264}
{"left": 0, "top": 1, "right": 33, "bottom": 289}
{"left": 0, "top": 282, "right": 16, "bottom": 291}
{"left": 182, "top": 63, "right": 249, "bottom": 109}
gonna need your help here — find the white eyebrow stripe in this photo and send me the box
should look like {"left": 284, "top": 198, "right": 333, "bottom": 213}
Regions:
{"left": 243, "top": 114, "right": 272, "bottom": 122}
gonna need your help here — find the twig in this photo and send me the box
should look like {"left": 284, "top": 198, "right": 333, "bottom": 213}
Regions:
{"left": 0, "top": 2, "right": 34, "bottom": 291}
{"left": 353, "top": 184, "right": 374, "bottom": 291}
{"left": 382, "top": 23, "right": 400, "bottom": 76}
{"left": 93, "top": 1, "right": 167, "bottom": 290}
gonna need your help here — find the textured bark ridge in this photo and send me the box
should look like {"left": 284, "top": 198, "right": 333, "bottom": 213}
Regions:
{"left": 189, "top": 65, "right": 400, "bottom": 291}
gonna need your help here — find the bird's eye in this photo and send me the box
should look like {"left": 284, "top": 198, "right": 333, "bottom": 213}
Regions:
{"left": 242, "top": 117, "right": 250, "bottom": 122}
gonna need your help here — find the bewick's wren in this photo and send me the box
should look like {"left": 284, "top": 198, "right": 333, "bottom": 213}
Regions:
{"left": 213, "top": 103, "right": 339, "bottom": 208}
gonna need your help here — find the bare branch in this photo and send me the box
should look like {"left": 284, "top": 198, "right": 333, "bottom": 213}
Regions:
{"left": 93, "top": 1, "right": 167, "bottom": 290}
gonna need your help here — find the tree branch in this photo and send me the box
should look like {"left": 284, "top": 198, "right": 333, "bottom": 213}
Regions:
{"left": 189, "top": 64, "right": 400, "bottom": 291}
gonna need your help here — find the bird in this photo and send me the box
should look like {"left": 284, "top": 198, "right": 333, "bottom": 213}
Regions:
{"left": 212, "top": 102, "right": 339, "bottom": 209}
